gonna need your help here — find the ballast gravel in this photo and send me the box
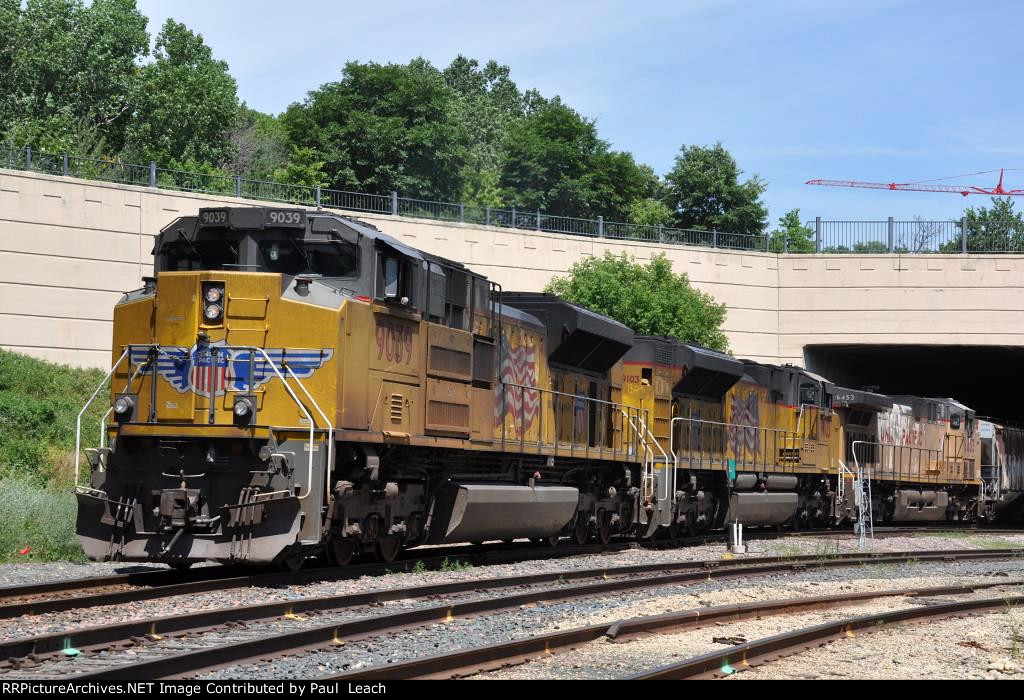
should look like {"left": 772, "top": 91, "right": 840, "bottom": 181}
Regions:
{"left": 726, "top": 606, "right": 1024, "bottom": 680}
{"left": 2, "top": 532, "right": 1023, "bottom": 679}
{"left": 199, "top": 558, "right": 1024, "bottom": 679}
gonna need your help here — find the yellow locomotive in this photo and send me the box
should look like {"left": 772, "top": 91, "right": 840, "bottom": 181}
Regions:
{"left": 74, "top": 206, "right": 987, "bottom": 569}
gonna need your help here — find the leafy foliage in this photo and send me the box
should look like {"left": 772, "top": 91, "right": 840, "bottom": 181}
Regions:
{"left": 940, "top": 198, "right": 1024, "bottom": 253}
{"left": 443, "top": 56, "right": 525, "bottom": 206}
{"left": 0, "top": 349, "right": 105, "bottom": 486}
{"left": 272, "top": 146, "right": 328, "bottom": 189}
{"left": 499, "top": 97, "right": 660, "bottom": 221}
{"left": 0, "top": 0, "right": 148, "bottom": 154}
{"left": 769, "top": 208, "right": 815, "bottom": 253}
{"left": 664, "top": 143, "right": 768, "bottom": 235}
{"left": 282, "top": 58, "right": 469, "bottom": 200}
{"left": 628, "top": 198, "right": 674, "bottom": 227}
{"left": 124, "top": 19, "right": 239, "bottom": 166}
{"left": 545, "top": 252, "right": 729, "bottom": 351}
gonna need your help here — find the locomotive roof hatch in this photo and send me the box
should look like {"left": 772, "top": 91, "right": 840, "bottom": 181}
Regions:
{"left": 624, "top": 335, "right": 677, "bottom": 366}
{"left": 673, "top": 344, "right": 744, "bottom": 399}
{"left": 500, "top": 292, "right": 633, "bottom": 373}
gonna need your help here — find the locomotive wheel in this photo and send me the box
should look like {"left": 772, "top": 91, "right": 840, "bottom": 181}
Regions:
{"left": 790, "top": 512, "right": 801, "bottom": 532}
{"left": 667, "top": 518, "right": 682, "bottom": 541}
{"left": 686, "top": 513, "right": 698, "bottom": 538}
{"left": 327, "top": 538, "right": 356, "bottom": 567}
{"left": 281, "top": 548, "right": 305, "bottom": 572}
{"left": 375, "top": 536, "right": 401, "bottom": 564}
{"left": 573, "top": 513, "right": 590, "bottom": 546}
{"left": 596, "top": 510, "right": 612, "bottom": 545}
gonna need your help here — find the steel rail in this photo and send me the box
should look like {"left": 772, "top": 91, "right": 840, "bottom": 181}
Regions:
{"left": 633, "top": 594, "right": 1024, "bottom": 679}
{"left": 326, "top": 580, "right": 1024, "bottom": 680}
{"left": 0, "top": 540, "right": 646, "bottom": 614}
{"left": 4, "top": 528, "right": 1021, "bottom": 612}
{"left": 63, "top": 549, "right": 1024, "bottom": 680}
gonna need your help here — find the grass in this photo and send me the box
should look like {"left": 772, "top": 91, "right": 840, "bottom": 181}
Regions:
{"left": 0, "top": 350, "right": 106, "bottom": 562}
{"left": 439, "top": 557, "right": 473, "bottom": 572}
{"left": 0, "top": 349, "right": 106, "bottom": 486}
{"left": 0, "top": 473, "right": 85, "bottom": 562}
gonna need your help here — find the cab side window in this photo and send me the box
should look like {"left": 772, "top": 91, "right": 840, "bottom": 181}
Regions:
{"left": 376, "top": 253, "right": 413, "bottom": 306}
{"left": 799, "top": 383, "right": 818, "bottom": 405}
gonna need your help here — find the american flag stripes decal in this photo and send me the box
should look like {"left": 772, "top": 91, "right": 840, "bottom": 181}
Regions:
{"left": 495, "top": 332, "right": 540, "bottom": 436}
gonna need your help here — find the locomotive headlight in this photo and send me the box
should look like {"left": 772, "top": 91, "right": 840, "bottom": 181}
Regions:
{"left": 113, "top": 395, "right": 135, "bottom": 418}
{"left": 233, "top": 397, "right": 254, "bottom": 417}
{"left": 201, "top": 282, "right": 225, "bottom": 324}
{"left": 233, "top": 396, "right": 256, "bottom": 426}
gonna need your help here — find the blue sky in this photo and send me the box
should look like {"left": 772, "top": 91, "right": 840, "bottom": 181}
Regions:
{"left": 136, "top": 0, "right": 1024, "bottom": 224}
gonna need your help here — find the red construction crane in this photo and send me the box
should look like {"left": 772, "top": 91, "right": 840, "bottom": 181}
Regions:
{"left": 806, "top": 168, "right": 1024, "bottom": 197}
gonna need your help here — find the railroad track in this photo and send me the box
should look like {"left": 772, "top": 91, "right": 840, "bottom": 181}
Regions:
{"left": 5, "top": 548, "right": 1020, "bottom": 679}
{"left": 328, "top": 580, "right": 1024, "bottom": 680}
{"left": 4, "top": 525, "right": 1017, "bottom": 617}
{"left": 632, "top": 594, "right": 1024, "bottom": 679}
{"left": 0, "top": 540, "right": 639, "bottom": 618}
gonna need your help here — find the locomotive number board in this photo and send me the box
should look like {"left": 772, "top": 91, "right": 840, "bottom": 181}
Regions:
{"left": 197, "top": 208, "right": 307, "bottom": 230}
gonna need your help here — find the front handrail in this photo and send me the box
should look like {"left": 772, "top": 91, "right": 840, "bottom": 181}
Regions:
{"left": 75, "top": 349, "right": 129, "bottom": 486}
{"left": 81, "top": 344, "right": 328, "bottom": 501}
{"left": 100, "top": 358, "right": 154, "bottom": 449}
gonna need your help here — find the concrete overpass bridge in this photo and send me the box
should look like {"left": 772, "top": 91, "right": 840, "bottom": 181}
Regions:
{"left": 3, "top": 168, "right": 1022, "bottom": 418}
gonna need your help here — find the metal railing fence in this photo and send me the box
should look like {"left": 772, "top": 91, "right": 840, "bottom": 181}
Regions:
{"left": 2, "top": 144, "right": 771, "bottom": 251}
{"left": 807, "top": 216, "right": 1024, "bottom": 254}
{"left": 5, "top": 145, "right": 1019, "bottom": 254}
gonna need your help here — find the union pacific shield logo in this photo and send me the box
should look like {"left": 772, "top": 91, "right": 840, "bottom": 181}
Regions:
{"left": 129, "top": 344, "right": 333, "bottom": 398}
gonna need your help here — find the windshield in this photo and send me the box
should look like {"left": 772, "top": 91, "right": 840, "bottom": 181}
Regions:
{"left": 259, "top": 239, "right": 360, "bottom": 277}
{"left": 161, "top": 237, "right": 238, "bottom": 271}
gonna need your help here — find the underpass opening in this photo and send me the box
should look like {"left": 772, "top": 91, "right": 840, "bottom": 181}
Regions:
{"left": 803, "top": 344, "right": 1023, "bottom": 423}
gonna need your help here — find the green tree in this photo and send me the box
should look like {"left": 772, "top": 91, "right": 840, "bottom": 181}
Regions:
{"left": 628, "top": 198, "right": 674, "bottom": 227}
{"left": 0, "top": 0, "right": 148, "bottom": 153}
{"left": 940, "top": 198, "right": 1024, "bottom": 253}
{"left": 282, "top": 58, "right": 468, "bottom": 200}
{"left": 499, "top": 97, "right": 659, "bottom": 220}
{"left": 272, "top": 146, "right": 327, "bottom": 188}
{"left": 443, "top": 56, "right": 524, "bottom": 206}
{"left": 769, "top": 208, "right": 815, "bottom": 253}
{"left": 544, "top": 252, "right": 729, "bottom": 351}
{"left": 124, "top": 19, "right": 238, "bottom": 166}
{"left": 663, "top": 143, "right": 768, "bottom": 235}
